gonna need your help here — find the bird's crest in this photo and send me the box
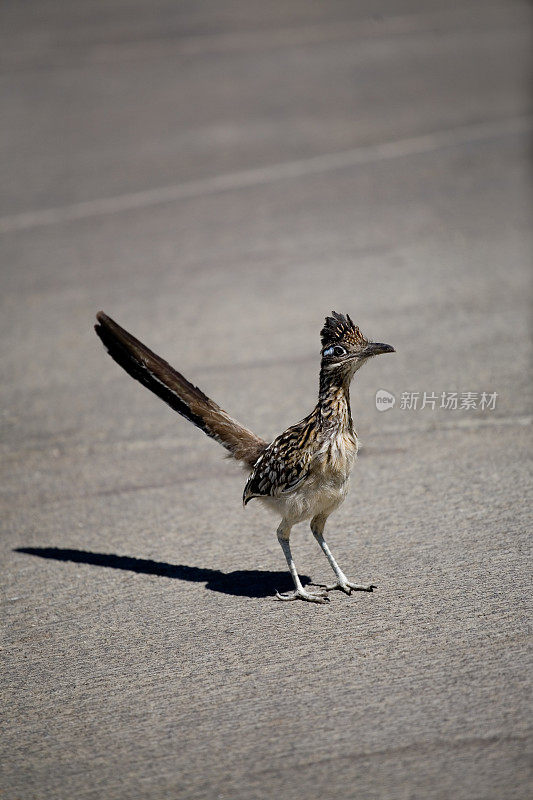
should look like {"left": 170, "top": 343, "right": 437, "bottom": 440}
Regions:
{"left": 320, "top": 312, "right": 366, "bottom": 350}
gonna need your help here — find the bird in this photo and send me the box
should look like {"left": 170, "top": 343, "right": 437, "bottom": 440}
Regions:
{"left": 94, "top": 311, "right": 394, "bottom": 603}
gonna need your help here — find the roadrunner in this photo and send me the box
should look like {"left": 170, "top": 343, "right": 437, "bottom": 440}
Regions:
{"left": 95, "top": 311, "right": 394, "bottom": 603}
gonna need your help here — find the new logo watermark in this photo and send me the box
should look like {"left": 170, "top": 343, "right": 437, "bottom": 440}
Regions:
{"left": 375, "top": 390, "right": 498, "bottom": 412}
{"left": 375, "top": 389, "right": 396, "bottom": 412}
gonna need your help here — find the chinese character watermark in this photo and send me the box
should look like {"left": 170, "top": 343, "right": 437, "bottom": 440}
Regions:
{"left": 376, "top": 390, "right": 498, "bottom": 412}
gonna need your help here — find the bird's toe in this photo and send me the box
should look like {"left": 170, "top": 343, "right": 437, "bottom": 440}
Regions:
{"left": 275, "top": 589, "right": 330, "bottom": 604}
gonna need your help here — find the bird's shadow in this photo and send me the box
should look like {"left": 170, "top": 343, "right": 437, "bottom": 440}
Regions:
{"left": 14, "top": 547, "right": 311, "bottom": 598}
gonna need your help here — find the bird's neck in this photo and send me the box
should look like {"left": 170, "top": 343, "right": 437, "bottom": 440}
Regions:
{"left": 317, "top": 368, "right": 353, "bottom": 431}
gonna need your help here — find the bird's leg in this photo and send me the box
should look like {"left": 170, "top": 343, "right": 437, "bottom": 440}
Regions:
{"left": 310, "top": 514, "right": 375, "bottom": 594}
{"left": 275, "top": 522, "right": 329, "bottom": 603}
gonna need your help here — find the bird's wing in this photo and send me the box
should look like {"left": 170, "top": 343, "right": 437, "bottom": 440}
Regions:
{"left": 243, "top": 422, "right": 314, "bottom": 505}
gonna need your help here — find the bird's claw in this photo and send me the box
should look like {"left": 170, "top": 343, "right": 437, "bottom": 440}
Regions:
{"left": 275, "top": 588, "right": 330, "bottom": 604}
{"left": 312, "top": 580, "right": 376, "bottom": 594}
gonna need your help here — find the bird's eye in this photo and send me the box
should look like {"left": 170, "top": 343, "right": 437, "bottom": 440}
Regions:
{"left": 323, "top": 345, "right": 347, "bottom": 357}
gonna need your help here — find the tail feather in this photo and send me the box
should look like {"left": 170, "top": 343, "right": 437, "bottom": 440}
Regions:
{"left": 95, "top": 312, "right": 266, "bottom": 467}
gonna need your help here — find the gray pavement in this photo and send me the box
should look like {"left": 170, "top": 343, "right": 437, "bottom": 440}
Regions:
{"left": 1, "top": 2, "right": 532, "bottom": 798}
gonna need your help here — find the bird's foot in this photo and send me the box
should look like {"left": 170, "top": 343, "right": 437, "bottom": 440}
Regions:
{"left": 275, "top": 587, "right": 330, "bottom": 604}
{"left": 314, "top": 580, "right": 376, "bottom": 595}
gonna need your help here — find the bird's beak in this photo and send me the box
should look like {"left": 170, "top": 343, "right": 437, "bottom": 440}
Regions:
{"left": 362, "top": 342, "right": 395, "bottom": 357}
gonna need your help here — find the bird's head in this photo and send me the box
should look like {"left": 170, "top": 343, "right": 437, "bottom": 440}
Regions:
{"left": 320, "top": 312, "right": 395, "bottom": 382}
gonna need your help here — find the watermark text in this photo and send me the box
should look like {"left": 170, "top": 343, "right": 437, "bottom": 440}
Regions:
{"left": 376, "top": 390, "right": 498, "bottom": 412}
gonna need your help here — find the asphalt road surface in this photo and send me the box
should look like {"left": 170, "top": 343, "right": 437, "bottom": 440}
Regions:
{"left": 1, "top": 2, "right": 531, "bottom": 798}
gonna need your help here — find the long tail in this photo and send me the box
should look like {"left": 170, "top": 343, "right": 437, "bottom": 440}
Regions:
{"left": 95, "top": 312, "right": 266, "bottom": 467}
